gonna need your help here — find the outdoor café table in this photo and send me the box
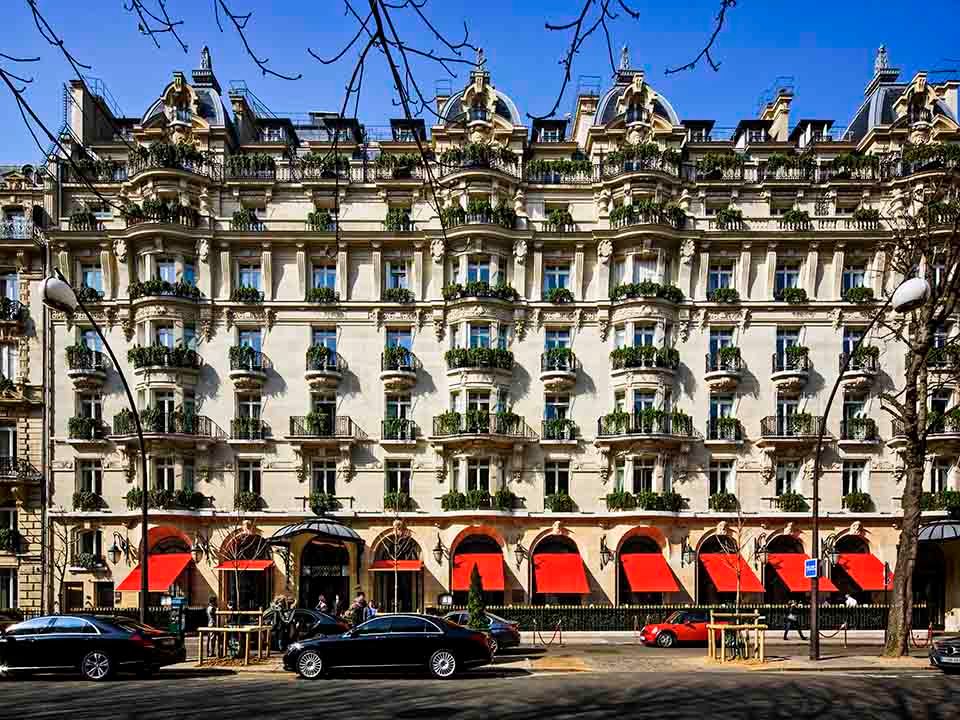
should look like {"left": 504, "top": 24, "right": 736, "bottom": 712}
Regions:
{"left": 198, "top": 625, "right": 272, "bottom": 666}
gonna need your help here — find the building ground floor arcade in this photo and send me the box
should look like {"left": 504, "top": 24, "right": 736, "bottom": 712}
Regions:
{"left": 49, "top": 511, "right": 960, "bottom": 629}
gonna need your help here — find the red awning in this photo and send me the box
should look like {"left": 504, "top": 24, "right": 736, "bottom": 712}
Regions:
{"left": 620, "top": 553, "right": 680, "bottom": 593}
{"left": 214, "top": 559, "right": 275, "bottom": 572}
{"left": 451, "top": 553, "right": 505, "bottom": 591}
{"left": 767, "top": 554, "right": 838, "bottom": 593}
{"left": 368, "top": 560, "right": 424, "bottom": 572}
{"left": 116, "top": 553, "right": 192, "bottom": 592}
{"left": 836, "top": 553, "right": 891, "bottom": 591}
{"left": 699, "top": 553, "right": 764, "bottom": 592}
{"left": 533, "top": 553, "right": 589, "bottom": 594}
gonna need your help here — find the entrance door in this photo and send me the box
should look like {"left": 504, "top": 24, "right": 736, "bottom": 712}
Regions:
{"left": 299, "top": 540, "right": 349, "bottom": 611}
{"left": 375, "top": 571, "right": 422, "bottom": 613}
{"left": 63, "top": 582, "right": 84, "bottom": 611}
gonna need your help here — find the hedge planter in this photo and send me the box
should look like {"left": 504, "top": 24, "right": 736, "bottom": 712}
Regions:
{"left": 231, "top": 285, "right": 264, "bottom": 304}
{"left": 306, "top": 287, "right": 340, "bottom": 304}
{"left": 309, "top": 493, "right": 342, "bottom": 514}
{"left": 383, "top": 287, "right": 415, "bottom": 304}
{"left": 708, "top": 492, "right": 739, "bottom": 512}
{"left": 72, "top": 491, "right": 104, "bottom": 512}
{"left": 610, "top": 281, "right": 684, "bottom": 304}
{"left": 544, "top": 287, "right": 574, "bottom": 304}
{"left": 843, "top": 286, "right": 875, "bottom": 304}
{"left": 544, "top": 493, "right": 575, "bottom": 512}
{"left": 776, "top": 492, "right": 809, "bottom": 513}
{"left": 707, "top": 287, "right": 740, "bottom": 304}
{"left": 384, "top": 492, "right": 414, "bottom": 512}
{"left": 442, "top": 281, "right": 518, "bottom": 302}
{"left": 842, "top": 492, "right": 874, "bottom": 513}
{"left": 605, "top": 490, "right": 636, "bottom": 511}
{"left": 777, "top": 287, "right": 808, "bottom": 304}
{"left": 234, "top": 491, "right": 263, "bottom": 512}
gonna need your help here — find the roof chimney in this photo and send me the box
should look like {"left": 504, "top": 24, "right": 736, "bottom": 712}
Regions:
{"left": 760, "top": 88, "right": 793, "bottom": 142}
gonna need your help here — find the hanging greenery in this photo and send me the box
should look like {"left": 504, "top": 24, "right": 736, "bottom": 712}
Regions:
{"left": 306, "top": 209, "right": 334, "bottom": 231}
{"left": 231, "top": 285, "right": 264, "bottom": 303}
{"left": 384, "top": 207, "right": 414, "bottom": 232}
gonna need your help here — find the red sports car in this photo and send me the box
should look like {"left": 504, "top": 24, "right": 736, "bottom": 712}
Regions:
{"left": 638, "top": 610, "right": 721, "bottom": 648}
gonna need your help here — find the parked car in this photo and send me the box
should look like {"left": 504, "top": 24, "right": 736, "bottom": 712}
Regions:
{"left": 0, "top": 615, "right": 185, "bottom": 680}
{"left": 443, "top": 610, "right": 521, "bottom": 653}
{"left": 929, "top": 636, "right": 960, "bottom": 672}
{"left": 262, "top": 608, "right": 349, "bottom": 643}
{"left": 0, "top": 612, "right": 21, "bottom": 633}
{"left": 283, "top": 613, "right": 493, "bottom": 679}
{"left": 96, "top": 616, "right": 186, "bottom": 668}
{"left": 638, "top": 610, "right": 721, "bottom": 648}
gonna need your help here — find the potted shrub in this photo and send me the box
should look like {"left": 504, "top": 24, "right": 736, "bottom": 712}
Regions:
{"left": 543, "top": 417, "right": 577, "bottom": 440}
{"left": 714, "top": 416, "right": 741, "bottom": 439}
{"left": 777, "top": 491, "right": 809, "bottom": 512}
{"left": 544, "top": 287, "right": 574, "bottom": 304}
{"left": 231, "top": 285, "right": 264, "bottom": 303}
{"left": 72, "top": 491, "right": 103, "bottom": 511}
{"left": 493, "top": 487, "right": 516, "bottom": 511}
{"left": 707, "top": 287, "right": 740, "bottom": 304}
{"left": 544, "top": 492, "right": 575, "bottom": 512}
{"left": 778, "top": 287, "right": 808, "bottom": 304}
{"left": 545, "top": 208, "right": 574, "bottom": 230}
{"left": 784, "top": 344, "right": 809, "bottom": 369}
{"left": 716, "top": 345, "right": 741, "bottom": 370}
{"left": 306, "top": 209, "right": 334, "bottom": 232}
{"left": 843, "top": 286, "right": 875, "bottom": 304}
{"left": 231, "top": 207, "right": 262, "bottom": 231}
{"left": 382, "top": 345, "right": 412, "bottom": 371}
{"left": 464, "top": 489, "right": 492, "bottom": 510}
{"left": 383, "top": 287, "right": 415, "bottom": 304}
{"left": 603, "top": 408, "right": 630, "bottom": 434}
{"left": 383, "top": 492, "right": 413, "bottom": 511}
{"left": 780, "top": 208, "right": 811, "bottom": 230}
{"left": 441, "top": 490, "right": 467, "bottom": 511}
{"left": 436, "top": 410, "right": 462, "bottom": 435}
{"left": 708, "top": 492, "right": 739, "bottom": 512}
{"left": 384, "top": 207, "right": 414, "bottom": 232}
{"left": 543, "top": 346, "right": 574, "bottom": 371}
{"left": 605, "top": 490, "right": 636, "bottom": 511}
{"left": 789, "top": 411, "right": 814, "bottom": 435}
{"left": 305, "top": 286, "right": 339, "bottom": 304}
{"left": 234, "top": 491, "right": 262, "bottom": 512}
{"left": 309, "top": 493, "right": 341, "bottom": 514}
{"left": 715, "top": 206, "right": 745, "bottom": 230}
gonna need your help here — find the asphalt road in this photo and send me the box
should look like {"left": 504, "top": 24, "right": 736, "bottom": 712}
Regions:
{"left": 2, "top": 666, "right": 955, "bottom": 720}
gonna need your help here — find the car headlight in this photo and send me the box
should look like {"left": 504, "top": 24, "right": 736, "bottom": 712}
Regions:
{"left": 288, "top": 642, "right": 303, "bottom": 652}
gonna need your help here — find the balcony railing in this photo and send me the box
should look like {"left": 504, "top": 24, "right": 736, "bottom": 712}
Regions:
{"left": 432, "top": 412, "right": 537, "bottom": 439}
{"left": 306, "top": 349, "right": 344, "bottom": 373}
{"left": 382, "top": 417, "right": 419, "bottom": 441}
{"left": 542, "top": 418, "right": 578, "bottom": 441}
{"left": 541, "top": 350, "right": 579, "bottom": 373}
{"left": 0, "top": 299, "right": 28, "bottom": 323}
{"left": 772, "top": 352, "right": 810, "bottom": 373}
{"left": 231, "top": 418, "right": 269, "bottom": 441}
{"left": 760, "top": 415, "right": 824, "bottom": 438}
{"left": 288, "top": 415, "right": 359, "bottom": 438}
{"left": 112, "top": 410, "right": 217, "bottom": 437}
{"left": 596, "top": 411, "right": 694, "bottom": 438}
{"left": 610, "top": 346, "right": 679, "bottom": 371}
{"left": 381, "top": 348, "right": 419, "bottom": 372}
{"left": 128, "top": 345, "right": 201, "bottom": 370}
{"left": 840, "top": 351, "right": 879, "bottom": 374}
{"left": 68, "top": 417, "right": 108, "bottom": 441}
{"left": 841, "top": 419, "right": 878, "bottom": 441}
{"left": 229, "top": 348, "right": 269, "bottom": 373}
{"left": 705, "top": 351, "right": 743, "bottom": 373}
{"left": 66, "top": 346, "right": 106, "bottom": 374}
{"left": 0, "top": 218, "right": 35, "bottom": 240}
{"left": 706, "top": 418, "right": 743, "bottom": 441}
{"left": 445, "top": 347, "right": 514, "bottom": 371}
{"left": 0, "top": 456, "right": 42, "bottom": 482}
{"left": 929, "top": 414, "right": 960, "bottom": 435}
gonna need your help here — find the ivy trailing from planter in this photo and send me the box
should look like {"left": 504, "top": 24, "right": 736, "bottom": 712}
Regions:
{"left": 306, "top": 344, "right": 332, "bottom": 370}
{"left": 544, "top": 287, "right": 574, "bottom": 304}
{"left": 697, "top": 152, "right": 744, "bottom": 178}
{"left": 605, "top": 490, "right": 636, "bottom": 511}
{"left": 226, "top": 152, "right": 276, "bottom": 175}
{"left": 234, "top": 491, "right": 263, "bottom": 512}
{"left": 383, "top": 287, "right": 415, "bottom": 304}
{"left": 305, "top": 286, "right": 339, "bottom": 304}
{"left": 842, "top": 492, "right": 873, "bottom": 513}
{"left": 602, "top": 408, "right": 630, "bottom": 434}
{"left": 383, "top": 492, "right": 414, "bottom": 512}
{"left": 778, "top": 287, "right": 808, "bottom": 304}
{"left": 843, "top": 286, "right": 875, "bottom": 304}
{"left": 75, "top": 285, "right": 105, "bottom": 303}
{"left": 788, "top": 411, "right": 814, "bottom": 435}
{"left": 717, "top": 346, "right": 741, "bottom": 367}
{"left": 309, "top": 493, "right": 341, "bottom": 514}
{"left": 543, "top": 417, "right": 578, "bottom": 441}
{"left": 129, "top": 278, "right": 202, "bottom": 301}
{"left": 525, "top": 158, "right": 593, "bottom": 179}
{"left": 784, "top": 344, "right": 809, "bottom": 368}
{"left": 382, "top": 345, "right": 412, "bottom": 370}
{"left": 776, "top": 491, "right": 809, "bottom": 513}
{"left": 708, "top": 492, "right": 739, "bottom": 512}
{"left": 544, "top": 492, "right": 575, "bottom": 512}
{"left": 231, "top": 285, "right": 264, "bottom": 303}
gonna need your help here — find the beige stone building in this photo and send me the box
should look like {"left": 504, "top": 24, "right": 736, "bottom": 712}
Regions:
{"left": 0, "top": 165, "right": 47, "bottom": 611}
{"left": 38, "top": 46, "right": 960, "bottom": 625}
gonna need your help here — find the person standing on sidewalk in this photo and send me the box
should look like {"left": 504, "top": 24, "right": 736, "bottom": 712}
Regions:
{"left": 205, "top": 596, "right": 218, "bottom": 656}
{"left": 783, "top": 600, "right": 806, "bottom": 640}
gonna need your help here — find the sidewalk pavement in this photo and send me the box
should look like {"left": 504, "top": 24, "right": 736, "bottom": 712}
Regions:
{"left": 528, "top": 630, "right": 891, "bottom": 645}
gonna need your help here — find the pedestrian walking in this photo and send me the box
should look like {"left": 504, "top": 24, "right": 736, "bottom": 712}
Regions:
{"left": 349, "top": 591, "right": 368, "bottom": 627}
{"left": 205, "top": 596, "right": 218, "bottom": 656}
{"left": 365, "top": 601, "right": 378, "bottom": 621}
{"left": 783, "top": 600, "right": 806, "bottom": 640}
{"left": 316, "top": 594, "right": 329, "bottom": 613}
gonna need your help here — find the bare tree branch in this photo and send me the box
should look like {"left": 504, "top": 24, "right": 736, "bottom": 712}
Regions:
{"left": 213, "top": 0, "right": 302, "bottom": 80}
{"left": 665, "top": 0, "right": 736, "bottom": 75}
{"left": 124, "top": 0, "right": 189, "bottom": 53}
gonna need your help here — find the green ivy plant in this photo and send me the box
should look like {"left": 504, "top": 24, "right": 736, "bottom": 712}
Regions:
{"left": 444, "top": 347, "right": 514, "bottom": 370}
{"left": 635, "top": 491, "right": 687, "bottom": 512}
{"left": 778, "top": 287, "right": 808, "bottom": 304}
{"left": 441, "top": 490, "right": 467, "bottom": 511}
{"left": 543, "top": 417, "right": 578, "bottom": 441}
{"left": 442, "top": 281, "right": 518, "bottom": 302}
{"left": 789, "top": 412, "right": 814, "bottom": 435}
{"left": 226, "top": 152, "right": 276, "bottom": 175}
{"left": 605, "top": 490, "right": 636, "bottom": 511}
{"left": 229, "top": 344, "right": 259, "bottom": 370}
{"left": 843, "top": 286, "right": 875, "bottom": 304}
{"left": 544, "top": 287, "right": 574, "bottom": 304}
{"left": 493, "top": 487, "right": 516, "bottom": 511}
{"left": 708, "top": 492, "right": 739, "bottom": 512}
{"left": 383, "top": 492, "right": 414, "bottom": 511}
{"left": 383, "top": 287, "right": 415, "bottom": 304}
{"left": 72, "top": 491, "right": 103, "bottom": 512}
{"left": 609, "top": 281, "right": 684, "bottom": 303}
{"left": 716, "top": 346, "right": 741, "bottom": 367}
{"left": 544, "top": 492, "right": 575, "bottom": 512}
{"left": 707, "top": 287, "right": 740, "bottom": 304}
{"left": 127, "top": 344, "right": 200, "bottom": 370}
{"left": 525, "top": 158, "right": 594, "bottom": 180}
{"left": 231, "top": 285, "right": 264, "bottom": 303}
{"left": 464, "top": 489, "right": 492, "bottom": 510}
{"left": 697, "top": 152, "right": 744, "bottom": 177}
{"left": 382, "top": 345, "right": 412, "bottom": 370}
{"left": 306, "top": 210, "right": 334, "bottom": 232}
{"left": 851, "top": 207, "right": 881, "bottom": 226}
{"left": 777, "top": 491, "right": 810, "bottom": 513}
{"left": 68, "top": 209, "right": 99, "bottom": 231}
{"left": 128, "top": 278, "right": 202, "bottom": 301}
{"left": 384, "top": 207, "right": 414, "bottom": 232}
{"left": 305, "top": 286, "right": 340, "bottom": 304}
{"left": 545, "top": 208, "right": 574, "bottom": 230}
{"left": 75, "top": 285, "right": 105, "bottom": 303}
{"left": 602, "top": 408, "right": 630, "bottom": 434}
{"left": 68, "top": 416, "right": 102, "bottom": 440}
{"left": 715, "top": 206, "right": 745, "bottom": 230}
{"left": 73, "top": 552, "right": 102, "bottom": 571}
{"left": 780, "top": 209, "right": 811, "bottom": 229}
{"left": 305, "top": 344, "right": 332, "bottom": 370}
{"left": 309, "top": 493, "right": 341, "bottom": 514}
{"left": 234, "top": 491, "right": 262, "bottom": 512}
{"left": 231, "top": 207, "right": 262, "bottom": 231}
{"left": 842, "top": 492, "right": 874, "bottom": 513}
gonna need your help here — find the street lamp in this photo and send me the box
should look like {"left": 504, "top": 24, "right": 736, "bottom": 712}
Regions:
{"left": 42, "top": 269, "right": 151, "bottom": 624}
{"left": 809, "top": 276, "right": 930, "bottom": 660}
{"left": 432, "top": 533, "right": 447, "bottom": 565}
{"left": 679, "top": 535, "right": 696, "bottom": 567}
{"left": 599, "top": 535, "right": 614, "bottom": 570}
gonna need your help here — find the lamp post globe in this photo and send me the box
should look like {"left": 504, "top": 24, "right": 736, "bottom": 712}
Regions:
{"left": 892, "top": 277, "right": 931, "bottom": 314}
{"left": 40, "top": 275, "right": 78, "bottom": 314}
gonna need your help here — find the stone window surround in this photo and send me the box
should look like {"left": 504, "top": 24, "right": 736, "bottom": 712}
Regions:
{"left": 611, "top": 247, "right": 670, "bottom": 286}
{"left": 708, "top": 455, "right": 738, "bottom": 496}
{"left": 840, "top": 456, "right": 872, "bottom": 495}
{"left": 447, "top": 250, "right": 509, "bottom": 286}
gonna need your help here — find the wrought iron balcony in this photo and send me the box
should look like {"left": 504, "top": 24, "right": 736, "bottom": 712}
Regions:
{"left": 542, "top": 418, "right": 578, "bottom": 441}
{"left": 0, "top": 456, "right": 42, "bottom": 483}
{"left": 596, "top": 411, "right": 694, "bottom": 438}
{"left": 541, "top": 350, "right": 578, "bottom": 373}
{"left": 66, "top": 347, "right": 107, "bottom": 372}
{"left": 840, "top": 419, "right": 878, "bottom": 442}
{"left": 772, "top": 352, "right": 810, "bottom": 373}
{"left": 760, "top": 414, "right": 823, "bottom": 438}
{"left": 706, "top": 418, "right": 743, "bottom": 441}
{"left": 67, "top": 417, "right": 108, "bottom": 441}
{"left": 229, "top": 348, "right": 269, "bottom": 373}
{"left": 0, "top": 218, "right": 35, "bottom": 240}
{"left": 705, "top": 351, "right": 743, "bottom": 373}
{"left": 231, "top": 418, "right": 269, "bottom": 441}
{"left": 288, "top": 415, "right": 359, "bottom": 439}
{"left": 432, "top": 412, "right": 536, "bottom": 439}
{"left": 306, "top": 349, "right": 345, "bottom": 374}
{"left": 111, "top": 410, "right": 218, "bottom": 438}
{"left": 840, "top": 351, "right": 879, "bottom": 374}
{"left": 382, "top": 417, "right": 419, "bottom": 441}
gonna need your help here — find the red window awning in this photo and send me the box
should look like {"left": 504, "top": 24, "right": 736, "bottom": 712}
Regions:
{"left": 533, "top": 553, "right": 589, "bottom": 594}
{"left": 214, "top": 559, "right": 275, "bottom": 572}
{"left": 368, "top": 559, "right": 424, "bottom": 572}
{"left": 699, "top": 553, "right": 764, "bottom": 593}
{"left": 620, "top": 553, "right": 680, "bottom": 593}
{"left": 451, "top": 553, "right": 505, "bottom": 591}
{"left": 767, "top": 553, "right": 838, "bottom": 592}
{"left": 836, "top": 553, "right": 891, "bottom": 591}
{"left": 116, "top": 552, "right": 193, "bottom": 592}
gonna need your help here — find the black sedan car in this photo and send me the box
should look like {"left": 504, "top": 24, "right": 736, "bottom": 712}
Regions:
{"left": 0, "top": 615, "right": 183, "bottom": 680}
{"left": 283, "top": 613, "right": 492, "bottom": 679}
{"left": 930, "top": 636, "right": 960, "bottom": 672}
{"left": 262, "top": 608, "right": 350, "bottom": 644}
{"left": 443, "top": 610, "right": 521, "bottom": 654}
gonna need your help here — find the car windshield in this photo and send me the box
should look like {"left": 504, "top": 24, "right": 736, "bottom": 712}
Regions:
{"left": 108, "top": 618, "right": 161, "bottom": 634}
{"left": 663, "top": 612, "right": 684, "bottom": 624}
{"left": 484, "top": 612, "right": 509, "bottom": 624}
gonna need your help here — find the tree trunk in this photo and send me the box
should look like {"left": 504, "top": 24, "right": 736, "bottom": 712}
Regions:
{"left": 883, "top": 452, "right": 924, "bottom": 656}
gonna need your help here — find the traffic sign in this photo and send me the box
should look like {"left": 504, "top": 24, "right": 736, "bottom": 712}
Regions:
{"left": 804, "top": 558, "right": 818, "bottom": 579}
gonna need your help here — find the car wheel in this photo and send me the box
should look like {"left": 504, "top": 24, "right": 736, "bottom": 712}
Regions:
{"left": 489, "top": 637, "right": 498, "bottom": 655}
{"left": 655, "top": 631, "right": 676, "bottom": 649}
{"left": 297, "top": 651, "right": 324, "bottom": 679}
{"left": 81, "top": 651, "right": 113, "bottom": 681}
{"left": 428, "top": 649, "right": 457, "bottom": 679}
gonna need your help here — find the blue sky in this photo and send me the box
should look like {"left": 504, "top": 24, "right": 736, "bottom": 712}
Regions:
{"left": 2, "top": 0, "right": 958, "bottom": 162}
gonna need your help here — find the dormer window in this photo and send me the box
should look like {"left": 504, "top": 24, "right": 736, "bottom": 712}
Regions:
{"left": 538, "top": 128, "right": 562, "bottom": 143}
{"left": 689, "top": 129, "right": 708, "bottom": 142}
{"left": 469, "top": 103, "right": 488, "bottom": 122}
{"left": 748, "top": 129, "right": 767, "bottom": 144}
{"left": 625, "top": 104, "right": 646, "bottom": 124}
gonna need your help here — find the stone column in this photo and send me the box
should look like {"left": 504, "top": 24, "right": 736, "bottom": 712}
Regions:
{"left": 697, "top": 248, "right": 710, "bottom": 300}
{"left": 804, "top": 242, "right": 819, "bottom": 298}
{"left": 371, "top": 241, "right": 382, "bottom": 300}
{"left": 532, "top": 242, "right": 543, "bottom": 300}
{"left": 219, "top": 247, "right": 231, "bottom": 300}
{"left": 412, "top": 241, "right": 424, "bottom": 301}
{"left": 337, "top": 243, "right": 349, "bottom": 301}
{"left": 100, "top": 246, "right": 113, "bottom": 299}
{"left": 832, "top": 244, "right": 846, "bottom": 300}
{"left": 764, "top": 243, "right": 778, "bottom": 300}
{"left": 738, "top": 242, "right": 752, "bottom": 299}
{"left": 573, "top": 242, "right": 585, "bottom": 301}
{"left": 261, "top": 246, "right": 273, "bottom": 301}
{"left": 624, "top": 253, "right": 635, "bottom": 285}
{"left": 296, "top": 245, "right": 306, "bottom": 299}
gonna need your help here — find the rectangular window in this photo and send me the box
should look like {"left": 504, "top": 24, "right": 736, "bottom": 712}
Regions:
{"left": 776, "top": 328, "right": 801, "bottom": 369}
{"left": 469, "top": 324, "right": 491, "bottom": 348}
{"left": 0, "top": 344, "right": 18, "bottom": 381}
{"left": 843, "top": 396, "right": 866, "bottom": 424}
{"left": 467, "top": 459, "right": 490, "bottom": 492}
{"left": 0, "top": 568, "right": 17, "bottom": 608}
{"left": 78, "top": 393, "right": 102, "bottom": 421}
{"left": 155, "top": 325, "right": 175, "bottom": 348}
{"left": 930, "top": 459, "right": 951, "bottom": 494}
{"left": 633, "top": 390, "right": 656, "bottom": 413}
{"left": 709, "top": 328, "right": 734, "bottom": 356}
{"left": 312, "top": 263, "right": 336, "bottom": 289}
{"left": 614, "top": 326, "right": 626, "bottom": 348}
{"left": 708, "top": 262, "right": 734, "bottom": 292}
{"left": 238, "top": 394, "right": 262, "bottom": 420}
{"left": 0, "top": 509, "right": 16, "bottom": 533}
{"left": 613, "top": 259, "right": 626, "bottom": 286}
{"left": 842, "top": 461, "right": 866, "bottom": 496}
{"left": 81, "top": 264, "right": 103, "bottom": 292}
{"left": 467, "top": 257, "right": 490, "bottom": 283}
{"left": 545, "top": 394, "right": 570, "bottom": 420}
{"left": 614, "top": 459, "right": 626, "bottom": 492}
{"left": 748, "top": 129, "right": 766, "bottom": 143}
{"left": 497, "top": 323, "right": 510, "bottom": 350}
{"left": 81, "top": 328, "right": 102, "bottom": 352}
{"left": 386, "top": 460, "right": 411, "bottom": 494}
{"left": 238, "top": 460, "right": 262, "bottom": 495}
{"left": 632, "top": 457, "right": 655, "bottom": 494}
{"left": 543, "top": 263, "right": 571, "bottom": 291}
{"left": 632, "top": 257, "right": 658, "bottom": 283}
{"left": 776, "top": 462, "right": 799, "bottom": 496}
{"left": 157, "top": 258, "right": 176, "bottom": 283}
{"left": 312, "top": 328, "right": 337, "bottom": 354}
{"left": 0, "top": 272, "right": 17, "bottom": 302}
{"left": 386, "top": 328, "right": 412, "bottom": 350}
{"left": 545, "top": 328, "right": 570, "bottom": 349}
{"left": 633, "top": 324, "right": 655, "bottom": 347}
{"left": 238, "top": 264, "right": 262, "bottom": 290}
{"left": 386, "top": 394, "right": 411, "bottom": 419}
{"left": 78, "top": 460, "right": 103, "bottom": 494}
{"left": 544, "top": 461, "right": 570, "bottom": 496}
{"left": 774, "top": 262, "right": 801, "bottom": 296}
{"left": 842, "top": 263, "right": 867, "bottom": 293}
{"left": 183, "top": 460, "right": 195, "bottom": 492}
{"left": 312, "top": 458, "right": 337, "bottom": 495}
{"left": 776, "top": 397, "right": 799, "bottom": 435}
{"left": 155, "top": 457, "right": 176, "bottom": 492}
{"left": 183, "top": 325, "right": 197, "bottom": 351}
{"left": 78, "top": 530, "right": 102, "bottom": 558}
{"left": 710, "top": 460, "right": 733, "bottom": 495}
{"left": 710, "top": 395, "right": 734, "bottom": 419}
{"left": 183, "top": 261, "right": 196, "bottom": 287}
{"left": 387, "top": 260, "right": 408, "bottom": 289}
{"left": 843, "top": 327, "right": 864, "bottom": 356}
{"left": 466, "top": 390, "right": 491, "bottom": 413}
{"left": 238, "top": 329, "right": 262, "bottom": 352}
